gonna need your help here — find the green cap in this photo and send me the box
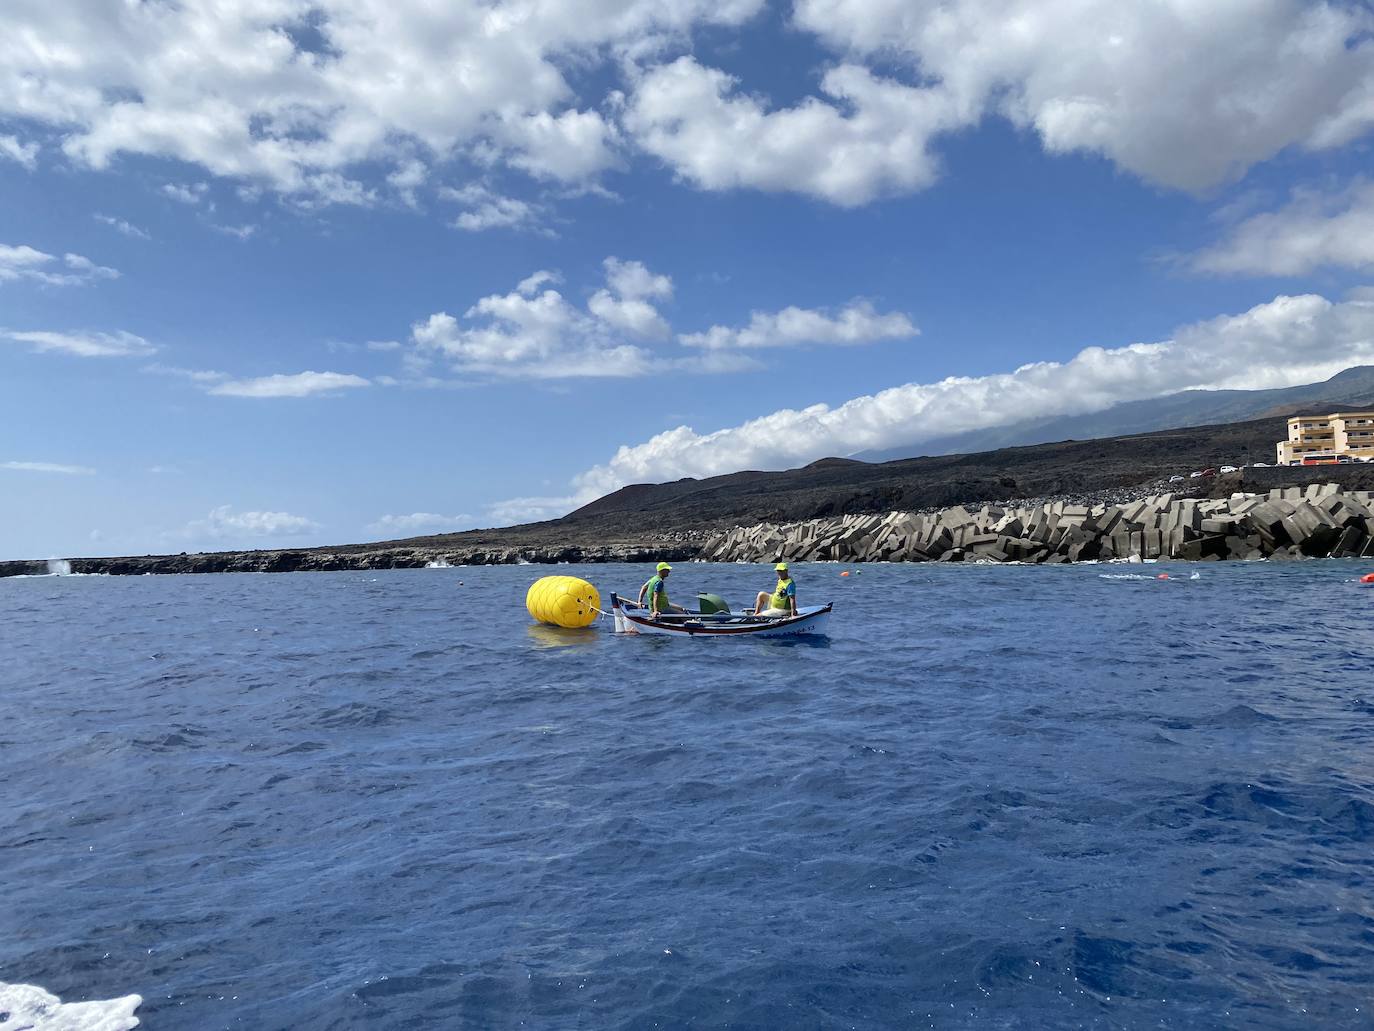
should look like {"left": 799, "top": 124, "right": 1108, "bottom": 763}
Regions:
{"left": 656, "top": 562, "right": 672, "bottom": 572}
{"left": 775, "top": 562, "right": 789, "bottom": 572}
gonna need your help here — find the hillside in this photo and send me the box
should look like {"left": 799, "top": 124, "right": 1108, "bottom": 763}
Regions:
{"left": 11, "top": 411, "right": 1374, "bottom": 576}
{"left": 552, "top": 415, "right": 1283, "bottom": 533}
{"left": 857, "top": 366, "right": 1374, "bottom": 462}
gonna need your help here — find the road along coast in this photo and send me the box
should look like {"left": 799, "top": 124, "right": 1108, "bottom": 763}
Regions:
{"left": 698, "top": 484, "right": 1374, "bottom": 565}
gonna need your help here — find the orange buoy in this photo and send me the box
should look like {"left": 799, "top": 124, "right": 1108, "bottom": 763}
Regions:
{"left": 840, "top": 571, "right": 851, "bottom": 577}
{"left": 1157, "top": 573, "right": 1170, "bottom": 580}
{"left": 1361, "top": 572, "right": 1374, "bottom": 584}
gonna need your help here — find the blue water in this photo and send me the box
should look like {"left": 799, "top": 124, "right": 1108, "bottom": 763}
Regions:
{"left": 3, "top": 562, "right": 1372, "bottom": 1030}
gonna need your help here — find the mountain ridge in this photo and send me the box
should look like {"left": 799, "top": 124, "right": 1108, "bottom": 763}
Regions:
{"left": 855, "top": 366, "right": 1374, "bottom": 462}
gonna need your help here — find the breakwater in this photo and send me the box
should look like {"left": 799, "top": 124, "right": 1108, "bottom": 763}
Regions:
{"left": 0, "top": 540, "right": 704, "bottom": 579}
{"left": 698, "top": 484, "right": 1374, "bottom": 564}
{"left": 10, "top": 482, "right": 1374, "bottom": 579}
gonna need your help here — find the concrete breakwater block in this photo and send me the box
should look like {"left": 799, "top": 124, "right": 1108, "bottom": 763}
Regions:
{"left": 696, "top": 484, "right": 1374, "bottom": 566}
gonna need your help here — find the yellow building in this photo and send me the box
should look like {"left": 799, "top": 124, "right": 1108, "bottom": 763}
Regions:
{"left": 1277, "top": 411, "right": 1374, "bottom": 464}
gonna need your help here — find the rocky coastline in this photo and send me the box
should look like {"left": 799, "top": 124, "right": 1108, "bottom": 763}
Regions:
{"left": 6, "top": 468, "right": 1374, "bottom": 579}
{"left": 698, "top": 483, "right": 1374, "bottom": 565}
{"left": 0, "top": 539, "right": 706, "bottom": 579}
{"left": 6, "top": 483, "right": 1374, "bottom": 579}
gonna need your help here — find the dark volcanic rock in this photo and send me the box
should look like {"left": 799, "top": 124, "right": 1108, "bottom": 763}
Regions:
{"left": 10, "top": 413, "right": 1374, "bottom": 576}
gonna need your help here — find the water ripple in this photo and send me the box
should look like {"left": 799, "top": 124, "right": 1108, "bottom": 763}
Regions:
{"left": 1, "top": 561, "right": 1372, "bottom": 1029}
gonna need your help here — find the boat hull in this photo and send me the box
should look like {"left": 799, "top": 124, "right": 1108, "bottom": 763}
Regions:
{"left": 611, "top": 596, "right": 832, "bottom": 637}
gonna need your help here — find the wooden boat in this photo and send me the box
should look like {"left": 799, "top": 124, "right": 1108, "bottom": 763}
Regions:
{"left": 610, "top": 593, "right": 832, "bottom": 637}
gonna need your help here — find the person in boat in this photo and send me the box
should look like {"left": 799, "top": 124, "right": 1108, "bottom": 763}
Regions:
{"left": 752, "top": 563, "right": 798, "bottom": 617}
{"left": 637, "top": 561, "right": 686, "bottom": 618}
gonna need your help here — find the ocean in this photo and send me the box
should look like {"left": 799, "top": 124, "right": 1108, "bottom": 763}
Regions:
{"left": 2, "top": 561, "right": 1372, "bottom": 1030}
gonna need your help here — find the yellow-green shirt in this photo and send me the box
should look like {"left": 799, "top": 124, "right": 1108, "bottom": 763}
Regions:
{"left": 770, "top": 578, "right": 796, "bottom": 611}
{"left": 645, "top": 575, "right": 669, "bottom": 611}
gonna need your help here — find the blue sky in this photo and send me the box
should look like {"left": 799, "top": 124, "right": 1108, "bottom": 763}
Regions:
{"left": 4, "top": 0, "right": 1374, "bottom": 559}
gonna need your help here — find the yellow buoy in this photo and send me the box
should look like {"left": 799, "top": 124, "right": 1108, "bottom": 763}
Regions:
{"left": 525, "top": 575, "right": 601, "bottom": 628}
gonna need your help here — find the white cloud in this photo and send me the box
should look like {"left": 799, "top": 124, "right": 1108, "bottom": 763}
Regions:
{"left": 294, "top": 172, "right": 376, "bottom": 208}
{"left": 93, "top": 213, "right": 151, "bottom": 239}
{"left": 496, "top": 291, "right": 1374, "bottom": 516}
{"left": 0, "top": 245, "right": 55, "bottom": 281}
{"left": 625, "top": 57, "right": 959, "bottom": 206}
{"left": 144, "top": 362, "right": 228, "bottom": 383}
{"left": 791, "top": 0, "right": 1374, "bottom": 194}
{"left": 188, "top": 505, "right": 320, "bottom": 539}
{"left": 0, "top": 134, "right": 38, "bottom": 169}
{"left": 7, "top": 1, "right": 1366, "bottom": 208}
{"left": 1193, "top": 179, "right": 1374, "bottom": 276}
{"left": 369, "top": 512, "right": 473, "bottom": 533}
{"left": 151, "top": 363, "right": 369, "bottom": 398}
{"left": 0, "top": 245, "right": 119, "bottom": 286}
{"left": 486, "top": 495, "right": 582, "bottom": 526}
{"left": 681, "top": 300, "right": 916, "bottom": 349}
{"left": 603, "top": 256, "right": 671, "bottom": 301}
{"left": 209, "top": 223, "right": 258, "bottom": 240}
{"left": 495, "top": 108, "right": 620, "bottom": 182}
{"left": 587, "top": 257, "right": 674, "bottom": 339}
{"left": 2, "top": 329, "right": 153, "bottom": 357}
{"left": 441, "top": 184, "right": 547, "bottom": 234}
{"left": 387, "top": 157, "right": 426, "bottom": 206}
{"left": 587, "top": 289, "right": 671, "bottom": 339}
{"left": 62, "top": 253, "right": 120, "bottom": 279}
{"left": 406, "top": 257, "right": 917, "bottom": 379}
{"left": 517, "top": 270, "right": 560, "bottom": 295}
{"left": 2, "top": 460, "right": 96, "bottom": 475}
{"left": 162, "top": 182, "right": 209, "bottom": 205}
{"left": 207, "top": 371, "right": 371, "bottom": 398}
{"left": 0, "top": 0, "right": 762, "bottom": 202}
{"left": 410, "top": 257, "right": 676, "bottom": 378}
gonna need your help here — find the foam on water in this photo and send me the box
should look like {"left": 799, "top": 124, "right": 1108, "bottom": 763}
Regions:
{"left": 0, "top": 982, "right": 140, "bottom": 1031}
{"left": 10, "top": 560, "right": 107, "bottom": 578}
{"left": 1099, "top": 571, "right": 1203, "bottom": 581}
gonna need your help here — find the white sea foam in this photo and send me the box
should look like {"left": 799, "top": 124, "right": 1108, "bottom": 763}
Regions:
{"left": 424, "top": 559, "right": 452, "bottom": 568}
{"left": 47, "top": 559, "right": 72, "bottom": 575}
{"left": 0, "top": 981, "right": 141, "bottom": 1030}
{"left": 1098, "top": 571, "right": 1201, "bottom": 581}
{"left": 8, "top": 569, "right": 107, "bottom": 579}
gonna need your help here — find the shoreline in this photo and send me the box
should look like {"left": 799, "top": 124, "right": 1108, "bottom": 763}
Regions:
{"left": 5, "top": 480, "right": 1373, "bottom": 578}
{"left": 0, "top": 540, "right": 706, "bottom": 579}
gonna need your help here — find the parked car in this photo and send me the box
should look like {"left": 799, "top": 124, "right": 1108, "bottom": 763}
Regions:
{"left": 1189, "top": 470, "right": 1204, "bottom": 478}
{"left": 1251, "top": 462, "right": 1269, "bottom": 467}
{"left": 1201, "top": 468, "right": 1217, "bottom": 477}
{"left": 1220, "top": 465, "right": 1239, "bottom": 473}
{"left": 1169, "top": 474, "right": 1186, "bottom": 483}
